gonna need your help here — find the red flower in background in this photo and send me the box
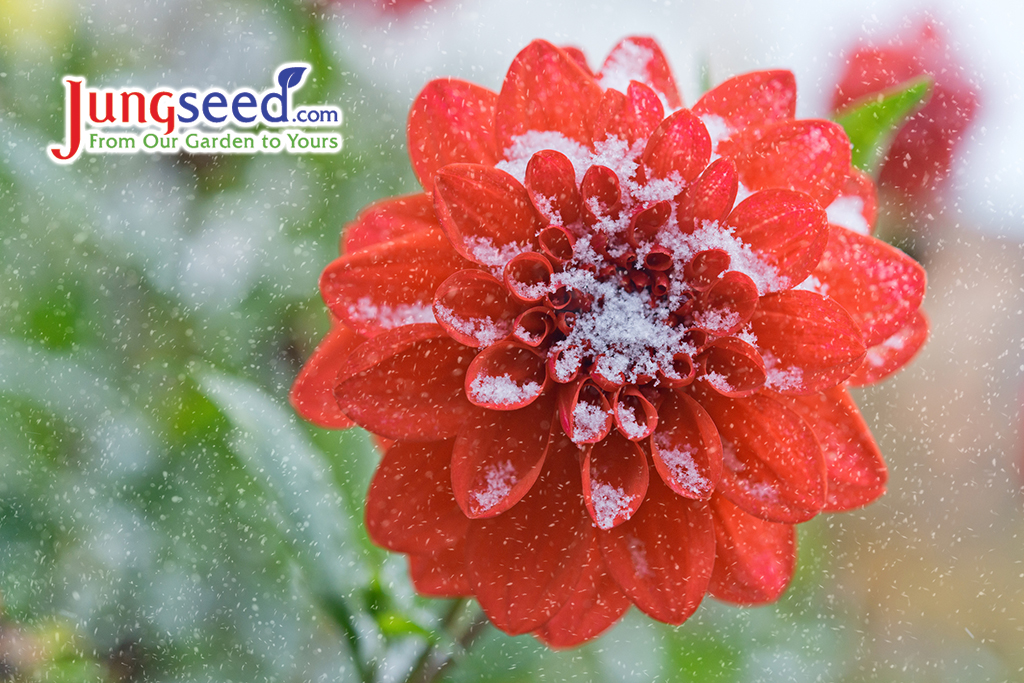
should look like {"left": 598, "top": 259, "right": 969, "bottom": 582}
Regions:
{"left": 832, "top": 19, "right": 979, "bottom": 197}
{"left": 292, "top": 37, "right": 928, "bottom": 646}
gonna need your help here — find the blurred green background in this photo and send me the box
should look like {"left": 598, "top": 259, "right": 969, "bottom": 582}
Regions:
{"left": 1, "top": 1, "right": 1023, "bottom": 682}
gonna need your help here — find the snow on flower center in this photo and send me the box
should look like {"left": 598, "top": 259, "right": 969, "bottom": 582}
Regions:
{"left": 549, "top": 264, "right": 692, "bottom": 384}
{"left": 434, "top": 123, "right": 816, "bottom": 445}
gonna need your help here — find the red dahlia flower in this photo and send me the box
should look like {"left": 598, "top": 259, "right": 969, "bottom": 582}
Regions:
{"left": 832, "top": 18, "right": 979, "bottom": 197}
{"left": 292, "top": 37, "right": 928, "bottom": 646}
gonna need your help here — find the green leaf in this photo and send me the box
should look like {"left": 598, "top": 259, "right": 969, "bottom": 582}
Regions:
{"left": 196, "top": 368, "right": 375, "bottom": 681}
{"left": 377, "top": 610, "right": 433, "bottom": 639}
{"left": 834, "top": 76, "right": 932, "bottom": 175}
{"left": 195, "top": 369, "right": 366, "bottom": 597}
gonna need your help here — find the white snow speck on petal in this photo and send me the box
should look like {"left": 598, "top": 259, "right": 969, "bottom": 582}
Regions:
{"left": 497, "top": 131, "right": 592, "bottom": 184}
{"left": 572, "top": 400, "right": 608, "bottom": 443}
{"left": 616, "top": 403, "right": 647, "bottom": 439}
{"left": 702, "top": 371, "right": 734, "bottom": 393}
{"left": 762, "top": 351, "right": 804, "bottom": 392}
{"left": 590, "top": 481, "right": 635, "bottom": 530}
{"left": 347, "top": 297, "right": 436, "bottom": 329}
{"left": 626, "top": 535, "right": 652, "bottom": 578}
{"left": 652, "top": 440, "right": 708, "bottom": 494}
{"left": 468, "top": 372, "right": 541, "bottom": 406}
{"left": 472, "top": 460, "right": 517, "bottom": 512}
{"left": 463, "top": 236, "right": 528, "bottom": 271}
{"left": 433, "top": 304, "right": 508, "bottom": 347}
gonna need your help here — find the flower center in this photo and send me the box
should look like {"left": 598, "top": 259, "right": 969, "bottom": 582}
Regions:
{"left": 497, "top": 134, "right": 779, "bottom": 394}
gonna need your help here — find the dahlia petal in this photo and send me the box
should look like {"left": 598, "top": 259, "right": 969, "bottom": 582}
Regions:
{"left": 696, "top": 387, "right": 827, "bottom": 523}
{"left": 547, "top": 345, "right": 583, "bottom": 384}
{"left": 538, "top": 226, "right": 576, "bottom": 263}
{"left": 289, "top": 323, "right": 362, "bottom": 429}
{"left": 826, "top": 168, "right": 877, "bottom": 236}
{"left": 813, "top": 226, "right": 926, "bottom": 347}
{"left": 560, "top": 45, "right": 593, "bottom": 76}
{"left": 708, "top": 494, "right": 796, "bottom": 605}
{"left": 657, "top": 352, "right": 697, "bottom": 388}
{"left": 613, "top": 387, "right": 658, "bottom": 441}
{"left": 558, "top": 378, "right": 614, "bottom": 444}
{"left": 592, "top": 82, "right": 666, "bottom": 147}
{"left": 701, "top": 336, "right": 767, "bottom": 398}
{"left": 593, "top": 88, "right": 635, "bottom": 146}
{"left": 581, "top": 165, "right": 622, "bottom": 222}
{"left": 465, "top": 341, "right": 547, "bottom": 410}
{"left": 677, "top": 158, "right": 739, "bottom": 232}
{"left": 335, "top": 324, "right": 474, "bottom": 440}
{"left": 598, "top": 36, "right": 683, "bottom": 109}
{"left": 407, "top": 78, "right": 499, "bottom": 192}
{"left": 535, "top": 541, "right": 631, "bottom": 648}
{"left": 433, "top": 269, "right": 519, "bottom": 347}
{"left": 697, "top": 271, "right": 759, "bottom": 336}
{"left": 504, "top": 251, "right": 554, "bottom": 304}
{"left": 627, "top": 81, "right": 668, "bottom": 139}
{"left": 512, "top": 306, "right": 555, "bottom": 347}
{"left": 685, "top": 249, "right": 731, "bottom": 291}
{"left": 465, "top": 442, "right": 593, "bottom": 635}
{"left": 598, "top": 473, "right": 715, "bottom": 624}
{"left": 321, "top": 227, "right": 472, "bottom": 337}
{"left": 495, "top": 39, "right": 604, "bottom": 152}
{"left": 650, "top": 390, "right": 722, "bottom": 500}
{"left": 848, "top": 309, "right": 929, "bottom": 386}
{"left": 364, "top": 440, "right": 469, "bottom": 553}
{"left": 751, "top": 290, "right": 867, "bottom": 394}
{"left": 776, "top": 386, "right": 887, "bottom": 511}
{"left": 726, "top": 189, "right": 829, "bottom": 291}
{"left": 723, "top": 120, "right": 852, "bottom": 206}
{"left": 409, "top": 541, "right": 471, "bottom": 597}
{"left": 692, "top": 70, "right": 796, "bottom": 135}
{"left": 451, "top": 402, "right": 553, "bottom": 519}
{"left": 433, "top": 164, "right": 545, "bottom": 267}
{"left": 642, "top": 108, "right": 712, "bottom": 183}
{"left": 628, "top": 200, "right": 672, "bottom": 244}
{"left": 525, "top": 150, "right": 582, "bottom": 225}
{"left": 581, "top": 432, "right": 649, "bottom": 530}
{"left": 343, "top": 193, "right": 440, "bottom": 254}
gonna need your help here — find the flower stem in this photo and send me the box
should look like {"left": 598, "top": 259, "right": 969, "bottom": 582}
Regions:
{"left": 406, "top": 599, "right": 489, "bottom": 683}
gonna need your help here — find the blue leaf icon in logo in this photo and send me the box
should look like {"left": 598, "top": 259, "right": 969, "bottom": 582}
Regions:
{"left": 278, "top": 66, "right": 307, "bottom": 90}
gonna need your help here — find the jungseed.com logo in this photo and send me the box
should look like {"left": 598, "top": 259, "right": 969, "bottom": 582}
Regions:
{"left": 49, "top": 63, "right": 342, "bottom": 164}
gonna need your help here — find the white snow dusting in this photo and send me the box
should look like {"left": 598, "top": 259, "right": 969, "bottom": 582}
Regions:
{"left": 590, "top": 481, "right": 636, "bottom": 529}
{"left": 702, "top": 370, "right": 735, "bottom": 393}
{"left": 616, "top": 402, "right": 648, "bottom": 439}
{"left": 472, "top": 460, "right": 517, "bottom": 512}
{"left": 433, "top": 304, "right": 508, "bottom": 347}
{"left": 468, "top": 372, "right": 541, "bottom": 406}
{"left": 652, "top": 439, "right": 709, "bottom": 494}
{"left": 701, "top": 114, "right": 732, "bottom": 153}
{"left": 464, "top": 236, "right": 529, "bottom": 270}
{"left": 550, "top": 266, "right": 694, "bottom": 385}
{"left": 347, "top": 297, "right": 435, "bottom": 330}
{"left": 598, "top": 39, "right": 655, "bottom": 96}
{"left": 659, "top": 220, "right": 785, "bottom": 294}
{"left": 826, "top": 194, "right": 871, "bottom": 235}
{"left": 572, "top": 400, "right": 609, "bottom": 443}
{"left": 762, "top": 351, "right": 804, "bottom": 392}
